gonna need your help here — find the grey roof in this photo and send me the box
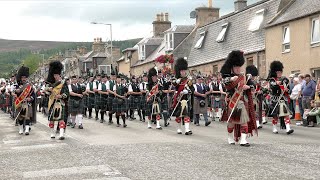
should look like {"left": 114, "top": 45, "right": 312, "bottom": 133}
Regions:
{"left": 165, "top": 25, "right": 195, "bottom": 33}
{"left": 268, "top": 0, "right": 320, "bottom": 27}
{"left": 79, "top": 50, "right": 94, "bottom": 61}
{"left": 138, "top": 37, "right": 163, "bottom": 46}
{"left": 173, "top": 27, "right": 197, "bottom": 59}
{"left": 117, "top": 56, "right": 125, "bottom": 62}
{"left": 188, "top": 0, "right": 281, "bottom": 67}
{"left": 132, "top": 40, "right": 166, "bottom": 67}
{"left": 83, "top": 58, "right": 92, "bottom": 63}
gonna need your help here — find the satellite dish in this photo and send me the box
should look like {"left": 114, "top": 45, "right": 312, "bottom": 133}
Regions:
{"left": 190, "top": 11, "right": 197, "bottom": 19}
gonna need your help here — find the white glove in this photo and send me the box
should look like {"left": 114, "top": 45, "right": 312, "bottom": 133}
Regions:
{"left": 176, "top": 79, "right": 180, "bottom": 84}
{"left": 182, "top": 89, "right": 188, "bottom": 94}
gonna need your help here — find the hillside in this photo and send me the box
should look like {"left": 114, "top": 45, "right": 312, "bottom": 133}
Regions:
{"left": 0, "top": 38, "right": 141, "bottom": 78}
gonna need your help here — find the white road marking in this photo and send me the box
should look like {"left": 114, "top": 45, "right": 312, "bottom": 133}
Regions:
{"left": 23, "top": 165, "right": 124, "bottom": 178}
{"left": 11, "top": 143, "right": 68, "bottom": 150}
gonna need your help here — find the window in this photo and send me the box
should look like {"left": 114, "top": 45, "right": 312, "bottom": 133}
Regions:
{"left": 311, "top": 18, "right": 320, "bottom": 44}
{"left": 216, "top": 23, "right": 229, "bottom": 42}
{"left": 139, "top": 45, "right": 145, "bottom": 60}
{"left": 99, "top": 65, "right": 111, "bottom": 75}
{"left": 246, "top": 57, "right": 253, "bottom": 66}
{"left": 212, "top": 65, "right": 218, "bottom": 74}
{"left": 248, "top": 9, "right": 265, "bottom": 32}
{"left": 194, "top": 31, "right": 206, "bottom": 49}
{"left": 166, "top": 33, "right": 174, "bottom": 50}
{"left": 282, "top": 26, "right": 290, "bottom": 52}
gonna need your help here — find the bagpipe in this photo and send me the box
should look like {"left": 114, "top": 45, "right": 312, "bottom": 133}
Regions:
{"left": 226, "top": 73, "right": 252, "bottom": 123}
{"left": 14, "top": 83, "right": 34, "bottom": 122}
{"left": 269, "top": 77, "right": 291, "bottom": 117}
{"left": 47, "top": 81, "right": 67, "bottom": 121}
{"left": 146, "top": 82, "right": 159, "bottom": 102}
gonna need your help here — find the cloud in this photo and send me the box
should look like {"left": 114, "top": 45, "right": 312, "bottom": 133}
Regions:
{"left": 0, "top": 0, "right": 260, "bottom": 41}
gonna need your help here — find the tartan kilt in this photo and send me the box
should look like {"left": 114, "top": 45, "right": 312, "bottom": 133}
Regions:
{"left": 68, "top": 98, "right": 84, "bottom": 114}
{"left": 87, "top": 94, "right": 95, "bottom": 109}
{"left": 99, "top": 95, "right": 109, "bottom": 111}
{"left": 172, "top": 100, "right": 190, "bottom": 117}
{"left": 42, "top": 96, "right": 49, "bottom": 108}
{"left": 94, "top": 94, "right": 101, "bottom": 110}
{"left": 83, "top": 95, "right": 88, "bottom": 108}
{"left": 112, "top": 97, "right": 128, "bottom": 112}
{"left": 107, "top": 96, "right": 114, "bottom": 111}
{"left": 160, "top": 96, "right": 169, "bottom": 112}
{"left": 128, "top": 96, "right": 141, "bottom": 110}
{"left": 145, "top": 97, "right": 161, "bottom": 116}
{"left": 193, "top": 97, "right": 207, "bottom": 114}
{"left": 139, "top": 95, "right": 147, "bottom": 110}
{"left": 48, "top": 102, "right": 66, "bottom": 122}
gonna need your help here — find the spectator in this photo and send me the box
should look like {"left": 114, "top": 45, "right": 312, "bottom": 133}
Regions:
{"left": 298, "top": 74, "right": 306, "bottom": 118}
{"left": 288, "top": 74, "right": 295, "bottom": 118}
{"left": 302, "top": 74, "right": 316, "bottom": 123}
{"left": 305, "top": 100, "right": 320, "bottom": 127}
{"left": 289, "top": 77, "right": 302, "bottom": 119}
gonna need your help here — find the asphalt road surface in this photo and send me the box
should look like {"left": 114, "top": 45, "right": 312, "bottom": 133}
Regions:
{"left": 1, "top": 111, "right": 320, "bottom": 180}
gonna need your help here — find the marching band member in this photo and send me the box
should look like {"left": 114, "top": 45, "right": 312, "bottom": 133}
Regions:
{"left": 209, "top": 74, "right": 226, "bottom": 121}
{"left": 86, "top": 75, "right": 95, "bottom": 119}
{"left": 146, "top": 67, "right": 162, "bottom": 129}
{"left": 111, "top": 75, "right": 128, "bottom": 127}
{"left": 193, "top": 75, "right": 210, "bottom": 126}
{"left": 93, "top": 74, "right": 102, "bottom": 121}
{"left": 171, "top": 58, "right": 193, "bottom": 135}
{"left": 159, "top": 72, "right": 171, "bottom": 127}
{"left": 14, "top": 66, "right": 37, "bottom": 135}
{"left": 245, "top": 65, "right": 263, "bottom": 129}
{"left": 138, "top": 73, "right": 148, "bottom": 122}
{"left": 107, "top": 70, "right": 117, "bottom": 124}
{"left": 128, "top": 76, "right": 142, "bottom": 120}
{"left": 97, "top": 75, "right": 109, "bottom": 123}
{"left": 46, "top": 61, "right": 69, "bottom": 140}
{"left": 268, "top": 61, "right": 294, "bottom": 134}
{"left": 220, "top": 50, "right": 257, "bottom": 146}
{"left": 68, "top": 76, "right": 85, "bottom": 129}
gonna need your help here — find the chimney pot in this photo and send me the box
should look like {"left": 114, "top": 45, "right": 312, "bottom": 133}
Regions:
{"left": 234, "top": 0, "right": 247, "bottom": 12}
{"left": 208, "top": 0, "right": 212, "bottom": 7}
{"left": 165, "top": 13, "right": 169, "bottom": 21}
{"left": 156, "top": 14, "right": 161, "bottom": 21}
{"left": 160, "top": 12, "right": 164, "bottom": 21}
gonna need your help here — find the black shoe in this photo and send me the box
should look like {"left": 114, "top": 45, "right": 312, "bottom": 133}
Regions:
{"left": 262, "top": 122, "right": 267, "bottom": 124}
{"left": 123, "top": 124, "right": 127, "bottom": 128}
{"left": 205, "top": 121, "right": 211, "bottom": 126}
{"left": 286, "top": 129, "right": 294, "bottom": 134}
{"left": 58, "top": 136, "right": 65, "bottom": 140}
{"left": 71, "top": 123, "right": 75, "bottom": 128}
{"left": 257, "top": 126, "right": 262, "bottom": 129}
{"left": 177, "top": 132, "right": 182, "bottom": 134}
{"left": 95, "top": 117, "right": 99, "bottom": 121}
{"left": 67, "top": 122, "right": 71, "bottom": 126}
{"left": 117, "top": 124, "right": 121, "bottom": 127}
{"left": 185, "top": 131, "right": 191, "bottom": 135}
{"left": 88, "top": 116, "right": 92, "bottom": 119}
{"left": 100, "top": 119, "right": 104, "bottom": 123}
{"left": 108, "top": 121, "right": 113, "bottom": 125}
{"left": 79, "top": 124, "right": 83, "bottom": 129}
{"left": 229, "top": 143, "right": 236, "bottom": 145}
{"left": 25, "top": 132, "right": 29, "bottom": 136}
{"left": 240, "top": 143, "right": 250, "bottom": 147}
{"left": 156, "top": 127, "right": 162, "bottom": 130}
{"left": 148, "top": 127, "right": 152, "bottom": 129}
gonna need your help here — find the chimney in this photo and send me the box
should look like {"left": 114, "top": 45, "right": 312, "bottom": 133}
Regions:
{"left": 152, "top": 12, "right": 171, "bottom": 37}
{"left": 195, "top": 5, "right": 220, "bottom": 27}
{"left": 234, "top": 0, "right": 247, "bottom": 12}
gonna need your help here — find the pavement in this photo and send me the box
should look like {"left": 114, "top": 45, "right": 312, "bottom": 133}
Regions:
{"left": 0, "top": 111, "right": 320, "bottom": 180}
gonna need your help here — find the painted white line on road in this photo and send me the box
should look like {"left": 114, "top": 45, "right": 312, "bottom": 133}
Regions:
{"left": 23, "top": 165, "right": 117, "bottom": 178}
{"left": 11, "top": 143, "right": 68, "bottom": 150}
{"left": 85, "top": 177, "right": 131, "bottom": 180}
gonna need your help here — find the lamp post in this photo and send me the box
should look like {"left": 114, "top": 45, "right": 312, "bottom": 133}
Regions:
{"left": 91, "top": 22, "right": 113, "bottom": 65}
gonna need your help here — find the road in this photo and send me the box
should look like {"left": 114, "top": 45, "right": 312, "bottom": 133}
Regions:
{"left": 1, "top": 111, "right": 320, "bottom": 180}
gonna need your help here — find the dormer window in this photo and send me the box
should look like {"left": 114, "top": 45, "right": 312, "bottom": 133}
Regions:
{"left": 248, "top": 9, "right": 265, "bottom": 32}
{"left": 139, "top": 45, "right": 145, "bottom": 60}
{"left": 282, "top": 26, "right": 290, "bottom": 52}
{"left": 194, "top": 31, "right": 206, "bottom": 49}
{"left": 216, "top": 23, "right": 229, "bottom": 42}
{"left": 166, "top": 33, "right": 174, "bottom": 50}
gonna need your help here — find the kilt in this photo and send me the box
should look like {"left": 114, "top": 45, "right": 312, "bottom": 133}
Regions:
{"left": 112, "top": 97, "right": 128, "bottom": 112}
{"left": 48, "top": 102, "right": 66, "bottom": 122}
{"left": 160, "top": 96, "right": 169, "bottom": 112}
{"left": 87, "top": 94, "right": 95, "bottom": 109}
{"left": 128, "top": 95, "right": 141, "bottom": 110}
{"left": 42, "top": 96, "right": 49, "bottom": 108}
{"left": 68, "top": 98, "right": 84, "bottom": 114}
{"left": 94, "top": 94, "right": 101, "bottom": 110}
{"left": 172, "top": 100, "right": 191, "bottom": 117}
{"left": 83, "top": 95, "right": 88, "bottom": 108}
{"left": 193, "top": 97, "right": 207, "bottom": 114}
{"left": 139, "top": 95, "right": 147, "bottom": 110}
{"left": 145, "top": 100, "right": 161, "bottom": 116}
{"left": 97, "top": 94, "right": 108, "bottom": 111}
{"left": 107, "top": 96, "right": 114, "bottom": 111}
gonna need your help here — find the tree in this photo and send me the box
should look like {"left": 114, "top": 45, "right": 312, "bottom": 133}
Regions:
{"left": 22, "top": 54, "right": 42, "bottom": 74}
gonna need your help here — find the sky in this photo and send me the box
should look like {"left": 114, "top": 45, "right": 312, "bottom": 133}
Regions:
{"left": 0, "top": 0, "right": 259, "bottom": 42}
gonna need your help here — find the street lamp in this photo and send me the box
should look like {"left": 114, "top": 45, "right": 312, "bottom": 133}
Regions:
{"left": 91, "top": 22, "right": 113, "bottom": 65}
